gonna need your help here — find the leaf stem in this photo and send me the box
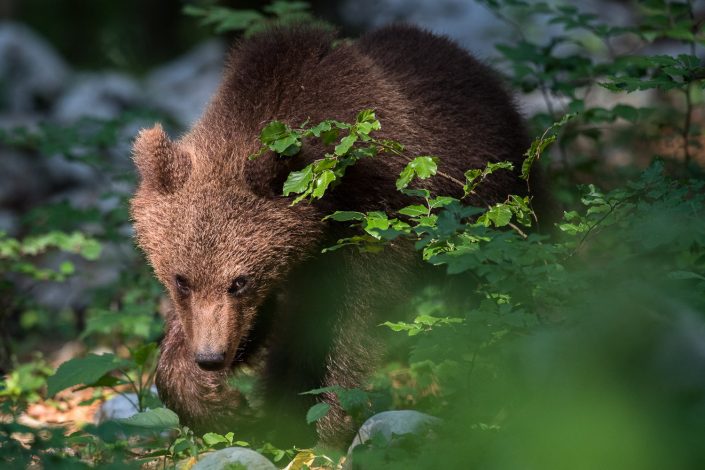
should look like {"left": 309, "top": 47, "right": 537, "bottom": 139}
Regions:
{"left": 372, "top": 139, "right": 466, "bottom": 188}
{"left": 683, "top": 84, "right": 693, "bottom": 166}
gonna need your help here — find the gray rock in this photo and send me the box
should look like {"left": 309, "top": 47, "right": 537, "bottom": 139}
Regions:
{"left": 339, "top": 0, "right": 633, "bottom": 60}
{"left": 54, "top": 72, "right": 142, "bottom": 122}
{"left": 0, "top": 21, "right": 69, "bottom": 113}
{"left": 146, "top": 40, "right": 226, "bottom": 126}
{"left": 94, "top": 393, "right": 141, "bottom": 423}
{"left": 0, "top": 150, "right": 50, "bottom": 207}
{"left": 29, "top": 241, "right": 128, "bottom": 312}
{"left": 347, "top": 410, "right": 441, "bottom": 454}
{"left": 339, "top": 0, "right": 506, "bottom": 58}
{"left": 192, "top": 447, "right": 277, "bottom": 470}
{"left": 44, "top": 153, "right": 98, "bottom": 186}
{"left": 0, "top": 209, "right": 19, "bottom": 236}
{"left": 94, "top": 385, "right": 159, "bottom": 423}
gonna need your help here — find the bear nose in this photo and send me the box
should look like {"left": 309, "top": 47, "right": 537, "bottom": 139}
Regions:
{"left": 194, "top": 351, "right": 226, "bottom": 371}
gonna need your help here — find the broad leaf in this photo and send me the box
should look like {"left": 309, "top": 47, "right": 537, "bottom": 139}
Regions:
{"left": 47, "top": 353, "right": 132, "bottom": 396}
{"left": 306, "top": 402, "right": 331, "bottom": 424}
{"left": 396, "top": 156, "right": 438, "bottom": 190}
{"left": 283, "top": 165, "right": 314, "bottom": 196}
{"left": 312, "top": 170, "right": 336, "bottom": 198}
{"left": 324, "top": 211, "right": 366, "bottom": 222}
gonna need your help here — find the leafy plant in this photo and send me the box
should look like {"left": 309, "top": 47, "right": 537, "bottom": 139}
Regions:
{"left": 47, "top": 342, "right": 161, "bottom": 412}
{"left": 183, "top": 1, "right": 326, "bottom": 37}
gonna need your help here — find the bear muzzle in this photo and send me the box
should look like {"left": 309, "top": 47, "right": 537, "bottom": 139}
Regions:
{"left": 194, "top": 350, "right": 227, "bottom": 371}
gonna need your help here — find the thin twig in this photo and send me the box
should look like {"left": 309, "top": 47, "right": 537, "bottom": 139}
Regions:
{"left": 567, "top": 191, "right": 642, "bottom": 259}
{"left": 378, "top": 139, "right": 531, "bottom": 239}
{"left": 682, "top": 0, "right": 697, "bottom": 166}
{"left": 119, "top": 369, "right": 143, "bottom": 410}
{"left": 507, "top": 222, "right": 529, "bottom": 239}
{"left": 683, "top": 85, "right": 693, "bottom": 166}
{"left": 373, "top": 139, "right": 466, "bottom": 187}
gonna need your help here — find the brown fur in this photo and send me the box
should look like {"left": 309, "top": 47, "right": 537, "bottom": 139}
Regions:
{"left": 130, "top": 24, "right": 530, "bottom": 447}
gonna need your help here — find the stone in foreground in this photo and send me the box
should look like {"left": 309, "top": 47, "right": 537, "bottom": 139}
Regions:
{"left": 192, "top": 447, "right": 277, "bottom": 470}
{"left": 348, "top": 410, "right": 441, "bottom": 454}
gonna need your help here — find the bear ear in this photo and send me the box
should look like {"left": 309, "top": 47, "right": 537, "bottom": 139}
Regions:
{"left": 132, "top": 124, "right": 192, "bottom": 194}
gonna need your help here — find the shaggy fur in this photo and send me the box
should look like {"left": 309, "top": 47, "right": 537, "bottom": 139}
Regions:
{"left": 130, "top": 23, "right": 530, "bottom": 447}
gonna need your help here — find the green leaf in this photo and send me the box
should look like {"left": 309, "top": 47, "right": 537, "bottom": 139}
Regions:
{"left": 429, "top": 196, "right": 456, "bottom": 209}
{"left": 203, "top": 432, "right": 230, "bottom": 447}
{"left": 132, "top": 342, "right": 158, "bottom": 368}
{"left": 336, "top": 388, "right": 369, "bottom": 413}
{"left": 116, "top": 408, "right": 180, "bottom": 429}
{"left": 306, "top": 402, "right": 331, "bottom": 424}
{"left": 486, "top": 161, "right": 514, "bottom": 173}
{"left": 521, "top": 114, "right": 575, "bottom": 180}
{"left": 463, "top": 169, "right": 483, "bottom": 195}
{"left": 271, "top": 134, "right": 301, "bottom": 156}
{"left": 479, "top": 204, "right": 513, "bottom": 228}
{"left": 324, "top": 211, "right": 366, "bottom": 222}
{"left": 300, "top": 385, "right": 341, "bottom": 396}
{"left": 356, "top": 109, "right": 377, "bottom": 123}
{"left": 80, "top": 240, "right": 102, "bottom": 260}
{"left": 59, "top": 261, "right": 74, "bottom": 275}
{"left": 335, "top": 134, "right": 358, "bottom": 156}
{"left": 308, "top": 121, "right": 332, "bottom": 137}
{"left": 410, "top": 156, "right": 438, "bottom": 179}
{"left": 312, "top": 170, "right": 336, "bottom": 198}
{"left": 283, "top": 165, "right": 314, "bottom": 196}
{"left": 401, "top": 188, "right": 431, "bottom": 198}
{"left": 363, "top": 212, "right": 391, "bottom": 237}
{"left": 399, "top": 205, "right": 428, "bottom": 217}
{"left": 47, "top": 353, "right": 132, "bottom": 396}
{"left": 260, "top": 121, "right": 287, "bottom": 143}
{"left": 396, "top": 156, "right": 438, "bottom": 190}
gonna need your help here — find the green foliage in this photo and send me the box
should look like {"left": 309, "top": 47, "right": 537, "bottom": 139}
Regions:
{"left": 251, "top": 109, "right": 388, "bottom": 204}
{"left": 0, "top": 112, "right": 164, "bottom": 167}
{"left": 396, "top": 156, "right": 438, "bottom": 190}
{"left": 481, "top": 0, "right": 704, "bottom": 169}
{"left": 47, "top": 342, "right": 160, "bottom": 413}
{"left": 382, "top": 315, "right": 463, "bottom": 337}
{"left": 183, "top": 1, "right": 325, "bottom": 37}
{"left": 521, "top": 113, "right": 575, "bottom": 180}
{"left": 302, "top": 385, "right": 383, "bottom": 429}
{"left": 305, "top": 402, "right": 331, "bottom": 424}
{"left": 0, "top": 230, "right": 101, "bottom": 282}
{"left": 202, "top": 431, "right": 249, "bottom": 449}
{"left": 0, "top": 356, "right": 52, "bottom": 417}
{"left": 47, "top": 353, "right": 131, "bottom": 397}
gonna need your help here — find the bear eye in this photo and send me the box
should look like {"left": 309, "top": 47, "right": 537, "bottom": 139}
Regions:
{"left": 174, "top": 275, "right": 190, "bottom": 296}
{"left": 228, "top": 276, "right": 249, "bottom": 296}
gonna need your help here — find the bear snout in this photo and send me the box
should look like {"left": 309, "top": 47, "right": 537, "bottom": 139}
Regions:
{"left": 194, "top": 350, "right": 227, "bottom": 371}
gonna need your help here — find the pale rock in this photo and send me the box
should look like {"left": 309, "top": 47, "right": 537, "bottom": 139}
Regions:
{"left": 192, "top": 447, "right": 277, "bottom": 470}
{"left": 0, "top": 21, "right": 69, "bottom": 112}
{"left": 54, "top": 72, "right": 142, "bottom": 122}
{"left": 348, "top": 410, "right": 441, "bottom": 454}
{"left": 146, "top": 40, "right": 226, "bottom": 126}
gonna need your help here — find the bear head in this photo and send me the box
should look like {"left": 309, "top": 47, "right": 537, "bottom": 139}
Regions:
{"left": 130, "top": 124, "right": 323, "bottom": 371}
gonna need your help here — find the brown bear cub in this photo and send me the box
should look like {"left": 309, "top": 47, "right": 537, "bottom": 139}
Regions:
{"left": 131, "top": 24, "right": 530, "bottom": 447}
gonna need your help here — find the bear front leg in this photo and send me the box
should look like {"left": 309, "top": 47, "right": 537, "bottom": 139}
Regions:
{"left": 259, "top": 247, "right": 414, "bottom": 448}
{"left": 314, "top": 247, "right": 417, "bottom": 447}
{"left": 156, "top": 314, "right": 243, "bottom": 432}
